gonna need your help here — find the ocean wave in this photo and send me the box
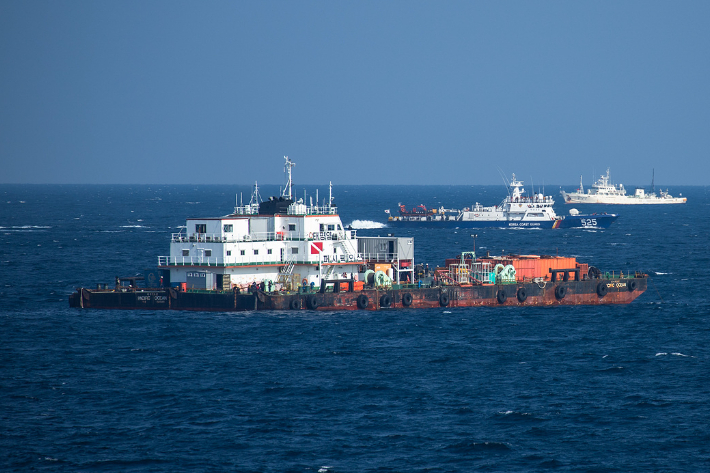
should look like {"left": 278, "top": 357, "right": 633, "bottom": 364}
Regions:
{"left": 120, "top": 225, "right": 147, "bottom": 228}
{"left": 445, "top": 440, "right": 511, "bottom": 452}
{"left": 348, "top": 220, "right": 386, "bottom": 229}
{"left": 0, "top": 225, "right": 52, "bottom": 229}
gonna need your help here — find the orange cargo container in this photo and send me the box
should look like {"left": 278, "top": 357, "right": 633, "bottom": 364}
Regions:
{"left": 446, "top": 255, "right": 580, "bottom": 282}
{"left": 353, "top": 281, "right": 364, "bottom": 291}
{"left": 509, "top": 256, "right": 577, "bottom": 281}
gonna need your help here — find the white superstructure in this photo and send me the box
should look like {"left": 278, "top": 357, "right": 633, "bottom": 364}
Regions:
{"left": 391, "top": 174, "right": 558, "bottom": 226}
{"left": 560, "top": 169, "right": 686, "bottom": 204}
{"left": 158, "top": 157, "right": 414, "bottom": 291}
{"left": 459, "top": 174, "right": 557, "bottom": 224}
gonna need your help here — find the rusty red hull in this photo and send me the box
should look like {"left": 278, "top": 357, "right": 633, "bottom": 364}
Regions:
{"left": 70, "top": 277, "right": 647, "bottom": 311}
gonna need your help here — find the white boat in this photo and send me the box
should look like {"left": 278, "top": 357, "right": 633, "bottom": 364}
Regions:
{"left": 389, "top": 174, "right": 618, "bottom": 228}
{"left": 560, "top": 169, "right": 686, "bottom": 205}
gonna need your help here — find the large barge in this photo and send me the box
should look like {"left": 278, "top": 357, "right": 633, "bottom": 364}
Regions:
{"left": 69, "top": 158, "right": 647, "bottom": 312}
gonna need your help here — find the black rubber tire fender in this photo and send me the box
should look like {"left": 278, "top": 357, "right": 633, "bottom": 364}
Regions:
{"left": 306, "top": 294, "right": 319, "bottom": 310}
{"left": 555, "top": 285, "right": 567, "bottom": 300}
{"left": 627, "top": 279, "right": 637, "bottom": 292}
{"left": 289, "top": 298, "right": 301, "bottom": 310}
{"left": 357, "top": 294, "right": 369, "bottom": 309}
{"left": 402, "top": 293, "right": 413, "bottom": 307}
{"left": 497, "top": 289, "right": 507, "bottom": 304}
{"left": 597, "top": 282, "right": 608, "bottom": 297}
{"left": 439, "top": 293, "right": 450, "bottom": 307}
{"left": 380, "top": 294, "right": 392, "bottom": 308}
{"left": 516, "top": 287, "right": 527, "bottom": 303}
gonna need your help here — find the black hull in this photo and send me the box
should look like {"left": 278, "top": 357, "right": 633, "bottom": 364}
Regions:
{"left": 70, "top": 277, "right": 647, "bottom": 311}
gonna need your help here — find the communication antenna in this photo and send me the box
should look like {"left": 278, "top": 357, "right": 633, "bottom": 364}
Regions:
{"left": 282, "top": 156, "right": 295, "bottom": 200}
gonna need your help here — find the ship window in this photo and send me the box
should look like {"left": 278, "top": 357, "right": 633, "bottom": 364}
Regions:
{"left": 320, "top": 224, "right": 325, "bottom": 231}
{"left": 291, "top": 247, "right": 298, "bottom": 254}
{"left": 333, "top": 248, "right": 337, "bottom": 254}
{"left": 240, "top": 250, "right": 245, "bottom": 256}
{"left": 267, "top": 249, "right": 272, "bottom": 255}
{"left": 289, "top": 224, "right": 296, "bottom": 231}
{"left": 328, "top": 224, "right": 335, "bottom": 231}
{"left": 223, "top": 224, "right": 233, "bottom": 233}
{"left": 182, "top": 249, "right": 189, "bottom": 256}
{"left": 337, "top": 224, "right": 342, "bottom": 230}
{"left": 195, "top": 224, "right": 206, "bottom": 234}
{"left": 205, "top": 250, "right": 212, "bottom": 257}
{"left": 253, "top": 249, "right": 258, "bottom": 255}
{"left": 226, "top": 251, "right": 231, "bottom": 256}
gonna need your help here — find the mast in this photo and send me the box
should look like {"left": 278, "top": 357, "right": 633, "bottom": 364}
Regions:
{"left": 282, "top": 156, "right": 295, "bottom": 200}
{"left": 250, "top": 181, "right": 261, "bottom": 206}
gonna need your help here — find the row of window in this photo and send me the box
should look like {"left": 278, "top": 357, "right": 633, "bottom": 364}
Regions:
{"left": 220, "top": 223, "right": 301, "bottom": 233}
{"left": 207, "top": 223, "right": 340, "bottom": 235}
{"left": 180, "top": 247, "right": 301, "bottom": 257}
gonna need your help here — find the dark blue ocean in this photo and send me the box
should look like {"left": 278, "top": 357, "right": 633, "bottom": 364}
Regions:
{"left": 2, "top": 183, "right": 709, "bottom": 472}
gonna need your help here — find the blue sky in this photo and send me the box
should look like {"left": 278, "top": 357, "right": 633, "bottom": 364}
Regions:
{"left": 1, "top": 1, "right": 708, "bottom": 185}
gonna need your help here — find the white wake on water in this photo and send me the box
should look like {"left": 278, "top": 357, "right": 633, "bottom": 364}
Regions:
{"left": 348, "top": 220, "right": 386, "bottom": 229}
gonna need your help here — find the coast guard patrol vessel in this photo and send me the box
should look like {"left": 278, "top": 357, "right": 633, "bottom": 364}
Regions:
{"left": 389, "top": 174, "right": 618, "bottom": 229}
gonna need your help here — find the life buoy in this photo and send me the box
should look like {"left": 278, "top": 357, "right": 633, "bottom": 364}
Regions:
{"left": 497, "top": 289, "right": 507, "bottom": 304}
{"left": 306, "top": 294, "right": 319, "bottom": 310}
{"left": 357, "top": 294, "right": 369, "bottom": 309}
{"left": 302, "top": 278, "right": 308, "bottom": 286}
{"left": 402, "top": 293, "right": 413, "bottom": 306}
{"left": 627, "top": 280, "right": 637, "bottom": 292}
{"left": 439, "top": 293, "right": 450, "bottom": 307}
{"left": 516, "top": 287, "right": 527, "bottom": 303}
{"left": 555, "top": 285, "right": 567, "bottom": 299}
{"left": 597, "top": 282, "right": 608, "bottom": 297}
{"left": 289, "top": 298, "right": 301, "bottom": 310}
{"left": 380, "top": 294, "right": 392, "bottom": 308}
{"left": 308, "top": 232, "right": 313, "bottom": 239}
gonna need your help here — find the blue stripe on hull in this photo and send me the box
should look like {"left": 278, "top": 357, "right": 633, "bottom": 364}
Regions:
{"left": 388, "top": 215, "right": 618, "bottom": 229}
{"left": 389, "top": 220, "right": 556, "bottom": 229}
{"left": 556, "top": 215, "right": 618, "bottom": 229}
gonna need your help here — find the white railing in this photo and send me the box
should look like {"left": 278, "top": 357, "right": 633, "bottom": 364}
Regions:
{"left": 171, "top": 229, "right": 356, "bottom": 244}
{"left": 307, "top": 205, "right": 338, "bottom": 215}
{"left": 158, "top": 252, "right": 366, "bottom": 267}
